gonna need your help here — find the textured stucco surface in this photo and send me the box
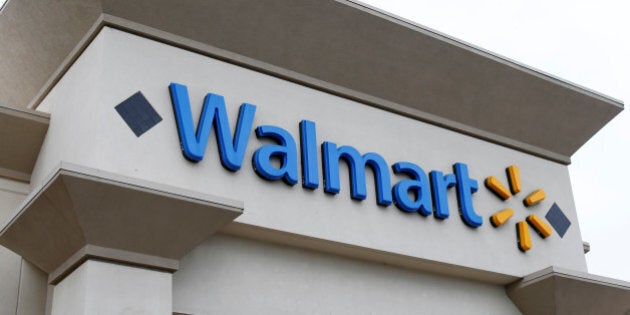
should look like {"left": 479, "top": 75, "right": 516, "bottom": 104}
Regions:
{"left": 32, "top": 28, "right": 587, "bottom": 279}
{"left": 0, "top": 0, "right": 622, "bottom": 161}
{"left": 51, "top": 260, "right": 172, "bottom": 315}
{"left": 174, "top": 234, "right": 521, "bottom": 314}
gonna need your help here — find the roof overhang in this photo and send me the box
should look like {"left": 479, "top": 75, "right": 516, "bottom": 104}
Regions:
{"left": 0, "top": 162, "right": 243, "bottom": 284}
{"left": 507, "top": 266, "right": 630, "bottom": 314}
{"left": 0, "top": 0, "right": 623, "bottom": 165}
{"left": 0, "top": 105, "right": 49, "bottom": 181}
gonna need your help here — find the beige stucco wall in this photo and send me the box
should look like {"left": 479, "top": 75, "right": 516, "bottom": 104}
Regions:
{"left": 0, "top": 178, "right": 47, "bottom": 315}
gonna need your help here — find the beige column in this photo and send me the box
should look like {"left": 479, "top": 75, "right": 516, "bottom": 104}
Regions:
{"left": 52, "top": 260, "right": 171, "bottom": 315}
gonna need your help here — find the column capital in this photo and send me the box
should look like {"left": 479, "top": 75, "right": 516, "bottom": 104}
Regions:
{"left": 0, "top": 162, "right": 243, "bottom": 283}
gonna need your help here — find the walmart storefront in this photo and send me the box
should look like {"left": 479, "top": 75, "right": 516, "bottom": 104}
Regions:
{"left": 1, "top": 1, "right": 629, "bottom": 314}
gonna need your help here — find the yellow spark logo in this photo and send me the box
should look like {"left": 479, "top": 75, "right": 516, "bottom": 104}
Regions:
{"left": 486, "top": 165, "right": 553, "bottom": 252}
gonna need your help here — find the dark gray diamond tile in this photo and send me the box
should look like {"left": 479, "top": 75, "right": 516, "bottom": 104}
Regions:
{"left": 546, "top": 203, "right": 571, "bottom": 238}
{"left": 115, "top": 91, "right": 162, "bottom": 137}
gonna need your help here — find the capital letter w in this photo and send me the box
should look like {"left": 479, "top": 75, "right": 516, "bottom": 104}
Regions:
{"left": 169, "top": 83, "right": 256, "bottom": 171}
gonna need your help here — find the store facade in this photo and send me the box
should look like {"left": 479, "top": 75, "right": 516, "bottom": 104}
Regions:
{"left": 0, "top": 1, "right": 628, "bottom": 314}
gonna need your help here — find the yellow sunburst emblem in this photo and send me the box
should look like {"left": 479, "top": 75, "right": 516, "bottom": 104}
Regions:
{"left": 486, "top": 165, "right": 553, "bottom": 252}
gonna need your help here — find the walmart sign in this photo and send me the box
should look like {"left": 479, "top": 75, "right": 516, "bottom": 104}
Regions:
{"left": 169, "top": 82, "right": 484, "bottom": 228}
{"left": 114, "top": 82, "right": 569, "bottom": 252}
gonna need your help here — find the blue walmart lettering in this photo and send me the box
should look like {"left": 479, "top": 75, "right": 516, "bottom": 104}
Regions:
{"left": 169, "top": 82, "right": 483, "bottom": 228}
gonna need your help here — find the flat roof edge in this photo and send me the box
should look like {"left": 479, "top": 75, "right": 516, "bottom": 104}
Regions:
{"left": 3, "top": 1, "right": 620, "bottom": 160}
{"left": 517, "top": 266, "right": 630, "bottom": 289}
{"left": 344, "top": 0, "right": 624, "bottom": 109}
{"left": 507, "top": 266, "right": 630, "bottom": 314}
{"left": 0, "top": 104, "right": 49, "bottom": 181}
{"left": 29, "top": 17, "right": 573, "bottom": 165}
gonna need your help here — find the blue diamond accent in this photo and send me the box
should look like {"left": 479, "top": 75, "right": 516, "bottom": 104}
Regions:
{"left": 115, "top": 92, "right": 162, "bottom": 137}
{"left": 545, "top": 203, "right": 571, "bottom": 238}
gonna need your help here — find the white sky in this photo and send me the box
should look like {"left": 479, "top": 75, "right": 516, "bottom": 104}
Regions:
{"left": 360, "top": 0, "right": 630, "bottom": 281}
{"left": 1, "top": 0, "right": 628, "bottom": 281}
